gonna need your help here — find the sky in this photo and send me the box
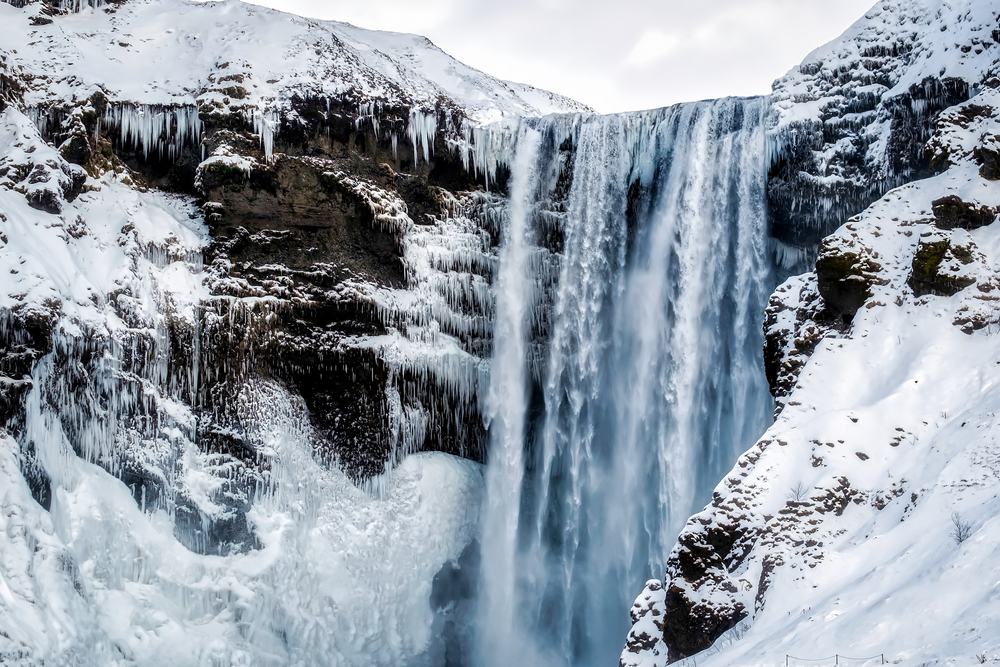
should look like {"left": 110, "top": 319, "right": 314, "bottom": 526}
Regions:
{"left": 249, "top": 0, "right": 877, "bottom": 114}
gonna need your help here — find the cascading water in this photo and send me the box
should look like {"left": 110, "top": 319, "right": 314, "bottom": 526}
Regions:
{"left": 478, "top": 125, "right": 543, "bottom": 666}
{"left": 476, "top": 97, "right": 773, "bottom": 667}
{"left": 1, "top": 84, "right": 774, "bottom": 665}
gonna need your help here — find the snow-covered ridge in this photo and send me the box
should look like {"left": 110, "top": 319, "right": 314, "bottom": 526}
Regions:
{"left": 772, "top": 0, "right": 999, "bottom": 131}
{"left": 764, "top": 0, "right": 1000, "bottom": 269}
{"left": 0, "top": 0, "right": 590, "bottom": 125}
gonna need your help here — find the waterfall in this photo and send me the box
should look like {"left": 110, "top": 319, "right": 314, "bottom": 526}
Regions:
{"left": 478, "top": 124, "right": 543, "bottom": 666}
{"left": 475, "top": 97, "right": 773, "bottom": 666}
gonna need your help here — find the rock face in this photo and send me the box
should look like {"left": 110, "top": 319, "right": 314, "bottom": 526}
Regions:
{"left": 765, "top": 0, "right": 1000, "bottom": 273}
{"left": 0, "top": 0, "right": 589, "bottom": 559}
{"left": 0, "top": 1, "right": 529, "bottom": 663}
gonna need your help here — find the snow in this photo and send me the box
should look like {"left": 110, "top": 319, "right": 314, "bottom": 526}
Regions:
{"left": 772, "top": 0, "right": 999, "bottom": 131}
{"left": 0, "top": 0, "right": 589, "bottom": 124}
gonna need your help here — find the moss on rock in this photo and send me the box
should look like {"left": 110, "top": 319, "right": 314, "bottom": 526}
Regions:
{"left": 908, "top": 232, "right": 977, "bottom": 296}
{"left": 814, "top": 234, "right": 882, "bottom": 320}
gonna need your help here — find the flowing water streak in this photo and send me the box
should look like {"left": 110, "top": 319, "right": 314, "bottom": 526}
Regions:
{"left": 477, "top": 123, "right": 544, "bottom": 665}
{"left": 477, "top": 97, "right": 773, "bottom": 666}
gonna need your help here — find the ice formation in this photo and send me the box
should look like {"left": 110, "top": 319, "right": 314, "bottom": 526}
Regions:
{"left": 0, "top": 107, "right": 485, "bottom": 667}
{"left": 103, "top": 104, "right": 203, "bottom": 161}
{"left": 249, "top": 108, "right": 278, "bottom": 164}
{"left": 408, "top": 110, "right": 438, "bottom": 166}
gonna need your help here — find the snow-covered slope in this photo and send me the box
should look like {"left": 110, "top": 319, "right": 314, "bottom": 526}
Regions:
{"left": 0, "top": 0, "right": 589, "bottom": 123}
{"left": 623, "top": 76, "right": 1000, "bottom": 667}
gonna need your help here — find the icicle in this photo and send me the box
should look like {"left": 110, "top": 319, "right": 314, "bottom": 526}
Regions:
{"left": 407, "top": 109, "right": 437, "bottom": 165}
{"left": 103, "top": 103, "right": 202, "bottom": 161}
{"left": 248, "top": 107, "right": 278, "bottom": 163}
{"left": 355, "top": 101, "right": 380, "bottom": 137}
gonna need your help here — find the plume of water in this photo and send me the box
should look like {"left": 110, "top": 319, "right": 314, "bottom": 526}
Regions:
{"left": 477, "top": 122, "right": 544, "bottom": 666}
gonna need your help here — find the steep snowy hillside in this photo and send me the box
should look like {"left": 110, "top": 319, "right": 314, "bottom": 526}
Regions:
{"left": 766, "top": 0, "right": 999, "bottom": 270}
{"left": 622, "top": 57, "right": 1000, "bottom": 667}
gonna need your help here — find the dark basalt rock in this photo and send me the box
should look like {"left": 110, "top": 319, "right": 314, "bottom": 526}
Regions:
{"left": 426, "top": 541, "right": 481, "bottom": 667}
{"left": 662, "top": 525, "right": 749, "bottom": 661}
{"left": 977, "top": 143, "right": 1000, "bottom": 181}
{"left": 25, "top": 187, "right": 62, "bottom": 214}
{"left": 0, "top": 304, "right": 57, "bottom": 509}
{"left": 204, "top": 157, "right": 406, "bottom": 288}
{"left": 813, "top": 235, "right": 882, "bottom": 322}
{"left": 0, "top": 90, "right": 496, "bottom": 554}
{"left": 0, "top": 306, "right": 56, "bottom": 426}
{"left": 931, "top": 195, "right": 997, "bottom": 230}
{"left": 908, "top": 233, "right": 978, "bottom": 297}
{"left": 815, "top": 247, "right": 872, "bottom": 320}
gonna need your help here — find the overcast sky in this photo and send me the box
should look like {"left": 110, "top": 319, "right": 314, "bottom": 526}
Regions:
{"left": 251, "top": 0, "right": 876, "bottom": 113}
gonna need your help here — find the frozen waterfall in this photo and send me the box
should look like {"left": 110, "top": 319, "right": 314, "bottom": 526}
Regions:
{"left": 475, "top": 97, "right": 773, "bottom": 667}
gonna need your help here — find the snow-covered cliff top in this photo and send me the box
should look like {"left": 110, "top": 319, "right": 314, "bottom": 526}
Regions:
{"left": 0, "top": 0, "right": 590, "bottom": 123}
{"left": 772, "top": 0, "right": 999, "bottom": 128}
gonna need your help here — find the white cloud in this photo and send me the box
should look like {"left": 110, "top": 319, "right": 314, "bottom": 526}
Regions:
{"left": 625, "top": 29, "right": 682, "bottom": 67}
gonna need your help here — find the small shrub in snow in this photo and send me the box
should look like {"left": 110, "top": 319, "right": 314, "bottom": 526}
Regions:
{"left": 788, "top": 482, "right": 807, "bottom": 502}
{"left": 951, "top": 511, "right": 973, "bottom": 544}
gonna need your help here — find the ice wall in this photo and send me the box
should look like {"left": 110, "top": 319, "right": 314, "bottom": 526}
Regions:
{"left": 0, "top": 107, "right": 485, "bottom": 667}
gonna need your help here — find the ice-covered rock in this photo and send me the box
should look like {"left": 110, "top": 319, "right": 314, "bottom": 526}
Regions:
{"left": 766, "top": 0, "right": 1000, "bottom": 272}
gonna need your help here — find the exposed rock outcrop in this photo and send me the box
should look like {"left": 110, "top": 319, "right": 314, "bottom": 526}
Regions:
{"left": 620, "top": 580, "right": 669, "bottom": 667}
